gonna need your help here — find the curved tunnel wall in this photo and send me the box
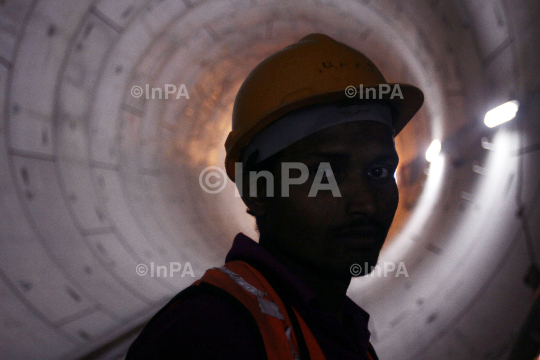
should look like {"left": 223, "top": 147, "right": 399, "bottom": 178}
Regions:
{"left": 0, "top": 0, "right": 539, "bottom": 359}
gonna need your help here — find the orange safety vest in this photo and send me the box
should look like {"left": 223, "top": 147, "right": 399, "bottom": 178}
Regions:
{"left": 184, "top": 260, "right": 378, "bottom": 360}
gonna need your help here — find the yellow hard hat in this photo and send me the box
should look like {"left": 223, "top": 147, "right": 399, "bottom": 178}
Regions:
{"left": 225, "top": 33, "right": 424, "bottom": 181}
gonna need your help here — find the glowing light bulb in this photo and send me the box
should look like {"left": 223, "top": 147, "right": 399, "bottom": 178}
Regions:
{"left": 425, "top": 140, "right": 441, "bottom": 163}
{"left": 484, "top": 100, "right": 519, "bottom": 128}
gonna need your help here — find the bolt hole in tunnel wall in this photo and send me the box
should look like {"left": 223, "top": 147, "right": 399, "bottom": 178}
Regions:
{"left": 0, "top": 0, "right": 539, "bottom": 359}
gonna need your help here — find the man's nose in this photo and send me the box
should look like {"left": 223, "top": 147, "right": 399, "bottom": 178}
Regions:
{"left": 343, "top": 176, "right": 376, "bottom": 217}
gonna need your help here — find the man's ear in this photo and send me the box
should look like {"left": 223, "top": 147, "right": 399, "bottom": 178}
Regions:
{"left": 240, "top": 167, "right": 268, "bottom": 217}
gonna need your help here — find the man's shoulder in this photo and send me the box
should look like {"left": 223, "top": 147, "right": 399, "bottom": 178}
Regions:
{"left": 126, "top": 283, "right": 265, "bottom": 359}
{"left": 152, "top": 282, "right": 259, "bottom": 329}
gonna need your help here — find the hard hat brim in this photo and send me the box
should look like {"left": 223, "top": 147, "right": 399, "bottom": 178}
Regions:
{"left": 225, "top": 83, "right": 424, "bottom": 181}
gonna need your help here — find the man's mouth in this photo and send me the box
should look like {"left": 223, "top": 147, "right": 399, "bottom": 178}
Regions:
{"left": 334, "top": 225, "right": 386, "bottom": 249}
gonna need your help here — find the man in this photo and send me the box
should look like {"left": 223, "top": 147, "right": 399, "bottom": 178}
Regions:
{"left": 126, "top": 33, "right": 423, "bottom": 360}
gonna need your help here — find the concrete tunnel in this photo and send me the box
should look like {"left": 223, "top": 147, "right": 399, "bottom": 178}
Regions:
{"left": 0, "top": 0, "right": 540, "bottom": 359}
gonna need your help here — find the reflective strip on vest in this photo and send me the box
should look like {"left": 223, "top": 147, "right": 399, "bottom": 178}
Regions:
{"left": 200, "top": 261, "right": 377, "bottom": 360}
{"left": 217, "top": 266, "right": 285, "bottom": 320}
{"left": 286, "top": 325, "right": 301, "bottom": 360}
{"left": 199, "top": 261, "right": 329, "bottom": 359}
{"left": 215, "top": 265, "right": 301, "bottom": 358}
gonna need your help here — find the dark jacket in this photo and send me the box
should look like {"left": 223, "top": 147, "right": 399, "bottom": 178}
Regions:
{"left": 126, "top": 233, "right": 373, "bottom": 359}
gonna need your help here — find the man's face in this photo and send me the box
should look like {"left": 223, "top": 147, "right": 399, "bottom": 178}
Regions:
{"left": 261, "top": 120, "right": 399, "bottom": 278}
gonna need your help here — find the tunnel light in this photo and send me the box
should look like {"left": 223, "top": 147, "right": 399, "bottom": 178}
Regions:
{"left": 484, "top": 100, "right": 519, "bottom": 128}
{"left": 425, "top": 140, "right": 441, "bottom": 162}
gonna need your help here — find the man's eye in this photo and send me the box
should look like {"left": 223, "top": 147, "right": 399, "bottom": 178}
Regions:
{"left": 368, "top": 166, "right": 390, "bottom": 179}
